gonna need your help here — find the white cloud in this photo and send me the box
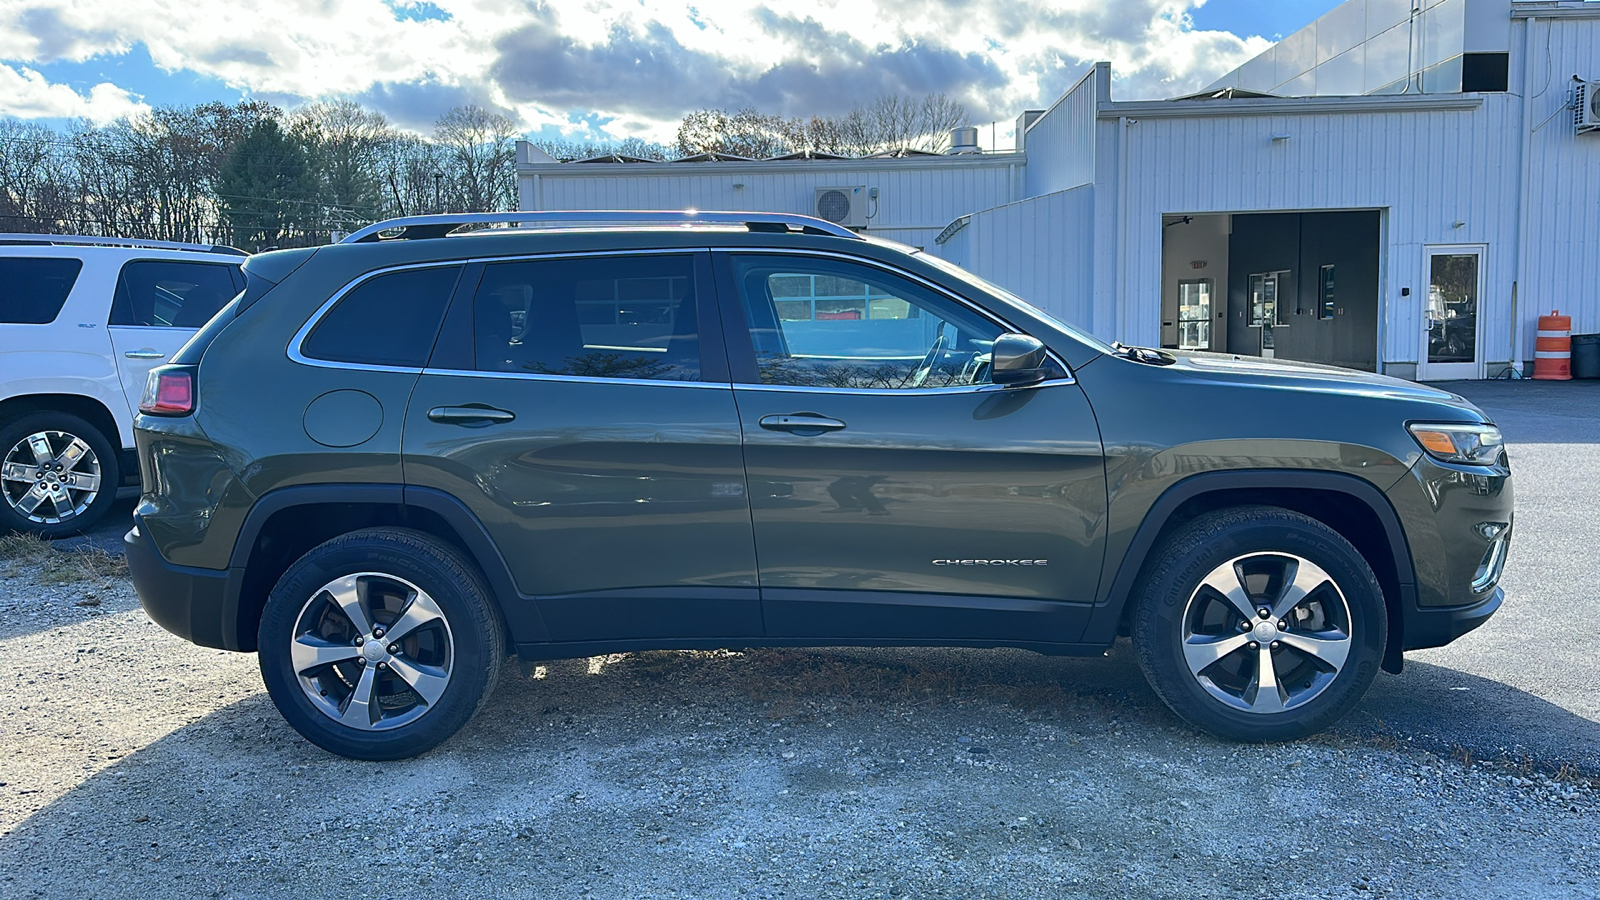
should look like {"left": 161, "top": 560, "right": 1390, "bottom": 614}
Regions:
{"left": 0, "top": 0, "right": 1272, "bottom": 141}
{"left": 0, "top": 63, "right": 147, "bottom": 122}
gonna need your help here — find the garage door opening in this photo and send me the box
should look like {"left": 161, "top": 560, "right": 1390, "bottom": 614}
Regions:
{"left": 1161, "top": 210, "right": 1381, "bottom": 372}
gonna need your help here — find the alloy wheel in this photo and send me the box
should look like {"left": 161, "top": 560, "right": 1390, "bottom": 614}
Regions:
{"left": 1179, "top": 552, "right": 1354, "bottom": 714}
{"left": 291, "top": 572, "right": 455, "bottom": 731}
{"left": 1, "top": 430, "right": 102, "bottom": 525}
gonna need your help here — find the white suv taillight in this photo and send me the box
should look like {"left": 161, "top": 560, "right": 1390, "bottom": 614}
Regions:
{"left": 140, "top": 368, "right": 194, "bottom": 416}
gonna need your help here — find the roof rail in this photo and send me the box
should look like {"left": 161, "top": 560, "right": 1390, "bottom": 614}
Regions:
{"left": 0, "top": 233, "right": 247, "bottom": 256}
{"left": 339, "top": 210, "right": 863, "bottom": 244}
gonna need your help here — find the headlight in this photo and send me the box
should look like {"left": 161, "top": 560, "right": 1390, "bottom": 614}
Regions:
{"left": 1407, "top": 422, "right": 1504, "bottom": 465}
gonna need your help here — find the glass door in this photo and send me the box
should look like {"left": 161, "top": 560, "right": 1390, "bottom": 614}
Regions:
{"left": 1420, "top": 247, "right": 1483, "bottom": 380}
{"left": 1176, "top": 279, "right": 1212, "bottom": 350}
{"left": 1248, "top": 271, "right": 1289, "bottom": 359}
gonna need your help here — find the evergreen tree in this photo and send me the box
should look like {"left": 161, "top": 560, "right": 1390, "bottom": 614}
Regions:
{"left": 218, "top": 118, "right": 318, "bottom": 251}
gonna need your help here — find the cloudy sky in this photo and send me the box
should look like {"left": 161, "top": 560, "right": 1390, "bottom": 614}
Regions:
{"left": 0, "top": 0, "right": 1342, "bottom": 146}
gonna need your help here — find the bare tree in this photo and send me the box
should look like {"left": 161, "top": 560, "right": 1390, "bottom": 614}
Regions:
{"left": 916, "top": 93, "right": 969, "bottom": 151}
{"left": 433, "top": 105, "right": 518, "bottom": 212}
{"left": 377, "top": 133, "right": 450, "bottom": 216}
{"left": 0, "top": 119, "right": 74, "bottom": 232}
{"left": 676, "top": 108, "right": 801, "bottom": 159}
{"left": 533, "top": 137, "right": 674, "bottom": 162}
{"left": 291, "top": 99, "right": 394, "bottom": 230}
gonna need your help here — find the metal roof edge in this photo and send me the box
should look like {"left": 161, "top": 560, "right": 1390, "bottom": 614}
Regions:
{"left": 1028, "top": 61, "right": 1111, "bottom": 134}
{"left": 1510, "top": 2, "right": 1600, "bottom": 18}
{"left": 515, "top": 152, "right": 1026, "bottom": 176}
{"left": 1096, "top": 94, "right": 1484, "bottom": 119}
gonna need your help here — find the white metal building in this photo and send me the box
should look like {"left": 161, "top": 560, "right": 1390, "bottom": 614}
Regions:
{"left": 517, "top": 0, "right": 1600, "bottom": 380}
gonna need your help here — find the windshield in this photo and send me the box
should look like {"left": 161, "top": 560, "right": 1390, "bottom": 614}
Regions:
{"left": 914, "top": 252, "right": 1116, "bottom": 355}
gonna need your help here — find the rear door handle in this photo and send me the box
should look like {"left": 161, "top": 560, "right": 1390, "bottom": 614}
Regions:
{"left": 758, "top": 414, "right": 847, "bottom": 434}
{"left": 124, "top": 349, "right": 165, "bottom": 360}
{"left": 427, "top": 405, "right": 516, "bottom": 426}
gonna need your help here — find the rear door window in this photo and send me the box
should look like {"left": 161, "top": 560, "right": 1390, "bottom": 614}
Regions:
{"left": 300, "top": 265, "right": 463, "bottom": 369}
{"left": 111, "top": 261, "right": 242, "bottom": 328}
{"left": 0, "top": 257, "right": 83, "bottom": 324}
{"left": 469, "top": 254, "right": 703, "bottom": 382}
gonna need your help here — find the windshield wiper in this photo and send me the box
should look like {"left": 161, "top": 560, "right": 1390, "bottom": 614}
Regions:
{"left": 1110, "top": 342, "right": 1174, "bottom": 365}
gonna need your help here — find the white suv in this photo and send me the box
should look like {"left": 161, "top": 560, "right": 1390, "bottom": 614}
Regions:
{"left": 0, "top": 234, "right": 245, "bottom": 536}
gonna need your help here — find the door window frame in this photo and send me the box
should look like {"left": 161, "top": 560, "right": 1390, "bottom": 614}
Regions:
{"left": 1175, "top": 277, "right": 1212, "bottom": 350}
{"left": 710, "top": 248, "right": 1073, "bottom": 394}
{"left": 108, "top": 258, "right": 244, "bottom": 330}
{"left": 418, "top": 249, "right": 731, "bottom": 387}
{"left": 1418, "top": 244, "right": 1486, "bottom": 381}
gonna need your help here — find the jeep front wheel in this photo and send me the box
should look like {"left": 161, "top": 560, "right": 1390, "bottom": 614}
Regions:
{"left": 1132, "top": 506, "right": 1386, "bottom": 742}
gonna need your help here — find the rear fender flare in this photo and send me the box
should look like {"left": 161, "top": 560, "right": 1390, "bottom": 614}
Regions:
{"left": 226, "top": 484, "right": 547, "bottom": 649}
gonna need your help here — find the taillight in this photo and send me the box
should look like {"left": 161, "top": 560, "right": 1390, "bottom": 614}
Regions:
{"left": 140, "top": 368, "right": 194, "bottom": 416}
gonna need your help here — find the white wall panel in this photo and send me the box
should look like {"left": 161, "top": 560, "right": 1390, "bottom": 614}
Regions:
{"left": 1108, "top": 94, "right": 1524, "bottom": 371}
{"left": 1022, "top": 64, "right": 1102, "bottom": 196}
{"left": 1515, "top": 15, "right": 1600, "bottom": 352}
{"left": 938, "top": 186, "right": 1096, "bottom": 331}
{"left": 520, "top": 159, "right": 1021, "bottom": 250}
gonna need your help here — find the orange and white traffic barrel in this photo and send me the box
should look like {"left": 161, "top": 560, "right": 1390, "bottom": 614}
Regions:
{"left": 1534, "top": 310, "right": 1572, "bottom": 380}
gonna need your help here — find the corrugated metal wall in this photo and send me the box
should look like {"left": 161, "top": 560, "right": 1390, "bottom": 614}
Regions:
{"left": 938, "top": 186, "right": 1097, "bottom": 329}
{"left": 1516, "top": 15, "right": 1600, "bottom": 347}
{"left": 1115, "top": 95, "right": 1523, "bottom": 369}
{"left": 1022, "top": 63, "right": 1104, "bottom": 196}
{"left": 522, "top": 159, "right": 1022, "bottom": 251}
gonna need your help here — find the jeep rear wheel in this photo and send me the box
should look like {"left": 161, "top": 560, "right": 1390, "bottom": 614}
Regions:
{"left": 257, "top": 528, "right": 505, "bottom": 760}
{"left": 0, "top": 412, "right": 119, "bottom": 538}
{"left": 1132, "top": 506, "right": 1386, "bottom": 742}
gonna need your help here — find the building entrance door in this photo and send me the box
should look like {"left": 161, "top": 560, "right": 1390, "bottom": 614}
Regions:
{"left": 1248, "top": 270, "right": 1288, "bottom": 359}
{"left": 1420, "top": 246, "right": 1484, "bottom": 380}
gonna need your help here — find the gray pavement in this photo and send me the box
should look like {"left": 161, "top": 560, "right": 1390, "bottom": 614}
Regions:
{"left": 1344, "top": 378, "right": 1600, "bottom": 769}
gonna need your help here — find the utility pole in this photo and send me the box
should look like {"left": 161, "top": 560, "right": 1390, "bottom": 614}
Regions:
{"left": 433, "top": 172, "right": 444, "bottom": 213}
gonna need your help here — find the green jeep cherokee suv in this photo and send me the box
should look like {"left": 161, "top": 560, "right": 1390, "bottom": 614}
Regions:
{"left": 125, "top": 211, "right": 1512, "bottom": 760}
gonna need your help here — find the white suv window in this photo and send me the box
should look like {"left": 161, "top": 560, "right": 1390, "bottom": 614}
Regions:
{"left": 0, "top": 257, "right": 83, "bottom": 324}
{"left": 110, "top": 260, "right": 240, "bottom": 328}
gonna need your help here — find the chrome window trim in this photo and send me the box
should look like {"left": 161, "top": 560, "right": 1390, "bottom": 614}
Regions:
{"left": 288, "top": 260, "right": 470, "bottom": 374}
{"left": 286, "top": 246, "right": 1077, "bottom": 392}
{"left": 732, "top": 379, "right": 1076, "bottom": 396}
{"left": 711, "top": 247, "right": 1076, "bottom": 388}
{"left": 417, "top": 367, "right": 728, "bottom": 389}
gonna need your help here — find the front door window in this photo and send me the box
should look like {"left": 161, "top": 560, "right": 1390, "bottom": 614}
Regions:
{"left": 728, "top": 255, "right": 1004, "bottom": 390}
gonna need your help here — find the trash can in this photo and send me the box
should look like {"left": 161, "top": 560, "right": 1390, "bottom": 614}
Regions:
{"left": 1573, "top": 333, "right": 1600, "bottom": 379}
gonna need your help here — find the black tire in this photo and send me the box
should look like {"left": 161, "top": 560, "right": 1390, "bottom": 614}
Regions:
{"left": 1131, "top": 506, "right": 1386, "bottom": 742}
{"left": 0, "top": 411, "right": 120, "bottom": 538}
{"left": 258, "top": 528, "right": 506, "bottom": 760}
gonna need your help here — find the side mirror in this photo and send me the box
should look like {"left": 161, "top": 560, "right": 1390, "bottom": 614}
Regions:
{"left": 990, "top": 333, "right": 1054, "bottom": 386}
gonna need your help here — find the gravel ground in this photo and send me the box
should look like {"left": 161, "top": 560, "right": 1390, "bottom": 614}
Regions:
{"left": 3, "top": 381, "right": 1599, "bottom": 899}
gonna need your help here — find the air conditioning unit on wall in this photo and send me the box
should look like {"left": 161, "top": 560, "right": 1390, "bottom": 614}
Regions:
{"left": 814, "top": 186, "right": 869, "bottom": 228}
{"left": 1577, "top": 80, "right": 1600, "bottom": 133}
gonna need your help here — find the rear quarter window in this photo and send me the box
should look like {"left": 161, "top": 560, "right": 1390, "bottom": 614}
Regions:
{"left": 300, "top": 265, "right": 463, "bottom": 369}
{"left": 111, "top": 260, "right": 242, "bottom": 328}
{"left": 0, "top": 257, "right": 84, "bottom": 324}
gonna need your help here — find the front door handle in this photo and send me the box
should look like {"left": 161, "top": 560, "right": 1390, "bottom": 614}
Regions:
{"left": 758, "top": 413, "right": 846, "bottom": 434}
{"left": 124, "top": 349, "right": 165, "bottom": 360}
{"left": 427, "top": 405, "right": 516, "bottom": 426}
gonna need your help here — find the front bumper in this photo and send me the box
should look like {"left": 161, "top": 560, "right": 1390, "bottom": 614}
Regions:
{"left": 125, "top": 520, "right": 238, "bottom": 650}
{"left": 1401, "top": 586, "right": 1502, "bottom": 652}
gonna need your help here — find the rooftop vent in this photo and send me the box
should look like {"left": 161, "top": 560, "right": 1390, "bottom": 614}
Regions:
{"left": 947, "top": 126, "right": 981, "bottom": 154}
